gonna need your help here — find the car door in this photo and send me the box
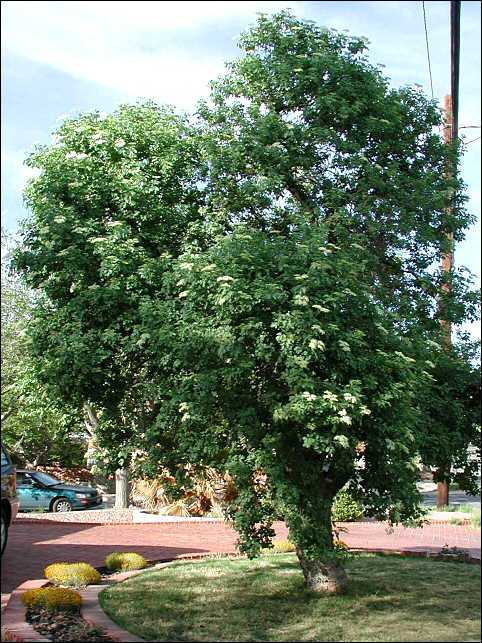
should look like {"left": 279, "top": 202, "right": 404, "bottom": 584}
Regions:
{"left": 16, "top": 472, "right": 45, "bottom": 511}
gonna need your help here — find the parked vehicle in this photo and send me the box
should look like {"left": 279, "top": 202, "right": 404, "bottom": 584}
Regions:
{"left": 16, "top": 469, "right": 103, "bottom": 512}
{"left": 1, "top": 443, "right": 20, "bottom": 556}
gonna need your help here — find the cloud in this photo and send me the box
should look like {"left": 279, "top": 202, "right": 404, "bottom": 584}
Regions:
{"left": 1, "top": 149, "right": 41, "bottom": 196}
{"left": 1, "top": 1, "right": 305, "bottom": 108}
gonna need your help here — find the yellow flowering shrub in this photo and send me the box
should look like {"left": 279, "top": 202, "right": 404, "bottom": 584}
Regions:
{"left": 262, "top": 539, "right": 296, "bottom": 554}
{"left": 44, "top": 562, "right": 101, "bottom": 587}
{"left": 105, "top": 552, "right": 148, "bottom": 572}
{"left": 21, "top": 587, "right": 82, "bottom": 611}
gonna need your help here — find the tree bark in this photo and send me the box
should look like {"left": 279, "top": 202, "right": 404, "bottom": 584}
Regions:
{"left": 295, "top": 547, "right": 348, "bottom": 594}
{"left": 115, "top": 467, "right": 129, "bottom": 509}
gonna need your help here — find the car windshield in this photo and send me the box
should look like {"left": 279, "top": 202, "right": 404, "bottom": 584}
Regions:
{"left": 32, "top": 472, "right": 61, "bottom": 486}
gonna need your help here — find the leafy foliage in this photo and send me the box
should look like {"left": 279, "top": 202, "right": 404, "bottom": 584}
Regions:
{"left": 332, "top": 486, "right": 364, "bottom": 522}
{"left": 13, "top": 102, "right": 206, "bottom": 472}
{"left": 2, "top": 229, "right": 86, "bottom": 468}
{"left": 13, "top": 13, "right": 480, "bottom": 592}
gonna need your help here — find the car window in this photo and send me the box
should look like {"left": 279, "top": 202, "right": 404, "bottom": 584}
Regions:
{"left": 17, "top": 472, "right": 34, "bottom": 486}
{"left": 31, "top": 472, "right": 61, "bottom": 486}
{"left": 1, "top": 447, "right": 9, "bottom": 467}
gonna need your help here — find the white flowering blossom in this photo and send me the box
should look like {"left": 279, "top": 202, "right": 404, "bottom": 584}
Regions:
{"left": 178, "top": 291, "right": 189, "bottom": 298}
{"left": 179, "top": 402, "right": 189, "bottom": 412}
{"left": 323, "top": 391, "right": 338, "bottom": 402}
{"left": 180, "top": 262, "right": 194, "bottom": 270}
{"left": 343, "top": 393, "right": 357, "bottom": 403}
{"left": 360, "top": 406, "right": 372, "bottom": 415}
{"left": 65, "top": 151, "right": 88, "bottom": 160}
{"left": 294, "top": 294, "right": 309, "bottom": 306}
{"left": 201, "top": 264, "right": 216, "bottom": 272}
{"left": 301, "top": 392, "right": 317, "bottom": 401}
{"left": 339, "top": 415, "right": 352, "bottom": 425}
{"left": 217, "top": 275, "right": 234, "bottom": 283}
{"left": 309, "top": 338, "right": 325, "bottom": 351}
{"left": 114, "top": 138, "right": 126, "bottom": 148}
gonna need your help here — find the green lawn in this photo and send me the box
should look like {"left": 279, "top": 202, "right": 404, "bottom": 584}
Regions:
{"left": 99, "top": 553, "right": 481, "bottom": 642}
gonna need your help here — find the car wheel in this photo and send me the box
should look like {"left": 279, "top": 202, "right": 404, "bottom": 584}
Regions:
{"left": 1, "top": 507, "right": 8, "bottom": 556}
{"left": 51, "top": 497, "right": 73, "bottom": 513}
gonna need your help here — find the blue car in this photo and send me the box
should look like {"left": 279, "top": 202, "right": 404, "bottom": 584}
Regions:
{"left": 16, "top": 469, "right": 103, "bottom": 512}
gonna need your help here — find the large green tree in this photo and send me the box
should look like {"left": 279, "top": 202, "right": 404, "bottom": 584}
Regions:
{"left": 14, "top": 13, "right": 479, "bottom": 591}
{"left": 13, "top": 103, "right": 205, "bottom": 503}
{"left": 129, "top": 13, "right": 479, "bottom": 592}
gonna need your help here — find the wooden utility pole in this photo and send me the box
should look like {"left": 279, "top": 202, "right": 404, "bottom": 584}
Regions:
{"left": 436, "top": 0, "right": 460, "bottom": 508}
{"left": 436, "top": 94, "right": 454, "bottom": 508}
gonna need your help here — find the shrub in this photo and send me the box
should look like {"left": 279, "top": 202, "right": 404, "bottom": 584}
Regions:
{"left": 21, "top": 587, "right": 81, "bottom": 611}
{"left": 130, "top": 478, "right": 170, "bottom": 511}
{"left": 44, "top": 562, "right": 101, "bottom": 587}
{"left": 332, "top": 486, "right": 364, "bottom": 522}
{"left": 262, "top": 539, "right": 296, "bottom": 554}
{"left": 105, "top": 552, "right": 148, "bottom": 572}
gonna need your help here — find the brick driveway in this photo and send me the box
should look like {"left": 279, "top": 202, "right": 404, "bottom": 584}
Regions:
{"left": 1, "top": 520, "right": 480, "bottom": 593}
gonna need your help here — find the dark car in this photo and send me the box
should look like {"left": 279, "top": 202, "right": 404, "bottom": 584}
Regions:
{"left": 1, "top": 443, "right": 20, "bottom": 556}
{"left": 16, "top": 470, "right": 103, "bottom": 512}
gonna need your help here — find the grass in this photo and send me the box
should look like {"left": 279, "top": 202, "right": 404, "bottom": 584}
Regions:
{"left": 99, "top": 553, "right": 481, "bottom": 642}
{"left": 432, "top": 504, "right": 478, "bottom": 514}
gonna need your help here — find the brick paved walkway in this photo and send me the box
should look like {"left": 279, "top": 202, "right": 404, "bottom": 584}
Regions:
{"left": 1, "top": 520, "right": 480, "bottom": 593}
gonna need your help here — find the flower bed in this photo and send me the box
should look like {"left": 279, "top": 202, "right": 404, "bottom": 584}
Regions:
{"left": 26, "top": 604, "right": 113, "bottom": 642}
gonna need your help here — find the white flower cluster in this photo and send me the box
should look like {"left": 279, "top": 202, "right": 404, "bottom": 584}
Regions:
{"left": 294, "top": 294, "right": 309, "bottom": 306}
{"left": 66, "top": 151, "right": 88, "bottom": 160}
{"left": 343, "top": 393, "right": 357, "bottom": 403}
{"left": 301, "top": 391, "right": 317, "bottom": 401}
{"left": 92, "top": 132, "right": 106, "bottom": 145}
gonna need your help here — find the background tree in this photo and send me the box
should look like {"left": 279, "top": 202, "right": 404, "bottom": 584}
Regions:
{"left": 13, "top": 102, "right": 205, "bottom": 505}
{"left": 2, "top": 229, "right": 86, "bottom": 468}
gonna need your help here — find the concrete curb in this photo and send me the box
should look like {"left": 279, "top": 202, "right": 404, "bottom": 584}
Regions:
{"left": 350, "top": 547, "right": 481, "bottom": 565}
{"left": 1, "top": 580, "right": 50, "bottom": 642}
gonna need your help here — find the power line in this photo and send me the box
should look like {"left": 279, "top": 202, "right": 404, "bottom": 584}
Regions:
{"left": 422, "top": 1, "right": 435, "bottom": 99}
{"left": 465, "top": 135, "right": 481, "bottom": 145}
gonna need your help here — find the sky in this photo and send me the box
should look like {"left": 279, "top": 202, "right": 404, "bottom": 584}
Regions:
{"left": 1, "top": 0, "right": 481, "bottom": 335}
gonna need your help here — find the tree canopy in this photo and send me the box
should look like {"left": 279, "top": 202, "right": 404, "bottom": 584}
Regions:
{"left": 13, "top": 12, "right": 480, "bottom": 592}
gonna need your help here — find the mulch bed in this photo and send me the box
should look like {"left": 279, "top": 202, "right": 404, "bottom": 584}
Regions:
{"left": 26, "top": 606, "right": 114, "bottom": 642}
{"left": 15, "top": 508, "right": 134, "bottom": 524}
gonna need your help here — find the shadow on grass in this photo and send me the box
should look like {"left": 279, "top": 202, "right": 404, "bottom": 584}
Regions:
{"left": 100, "top": 552, "right": 481, "bottom": 642}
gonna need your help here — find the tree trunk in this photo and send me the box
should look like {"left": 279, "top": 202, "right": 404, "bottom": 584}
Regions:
{"left": 295, "top": 547, "right": 348, "bottom": 594}
{"left": 285, "top": 477, "right": 349, "bottom": 594}
{"left": 115, "top": 467, "right": 129, "bottom": 509}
